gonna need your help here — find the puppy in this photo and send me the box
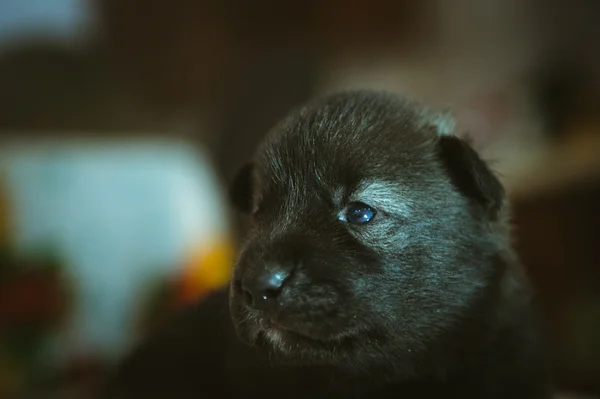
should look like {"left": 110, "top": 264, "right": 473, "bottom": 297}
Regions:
{"left": 102, "top": 90, "right": 552, "bottom": 398}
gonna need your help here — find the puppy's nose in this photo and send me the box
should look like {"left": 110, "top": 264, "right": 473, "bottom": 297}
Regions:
{"left": 242, "top": 267, "right": 292, "bottom": 311}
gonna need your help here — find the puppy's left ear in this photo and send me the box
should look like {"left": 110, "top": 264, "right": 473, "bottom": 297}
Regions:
{"left": 229, "top": 163, "right": 255, "bottom": 214}
{"left": 437, "top": 134, "right": 505, "bottom": 220}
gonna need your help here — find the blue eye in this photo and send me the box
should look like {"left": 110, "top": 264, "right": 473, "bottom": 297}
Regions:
{"left": 345, "top": 202, "right": 376, "bottom": 224}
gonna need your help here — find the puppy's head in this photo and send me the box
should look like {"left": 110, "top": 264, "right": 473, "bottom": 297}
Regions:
{"left": 228, "top": 90, "right": 508, "bottom": 377}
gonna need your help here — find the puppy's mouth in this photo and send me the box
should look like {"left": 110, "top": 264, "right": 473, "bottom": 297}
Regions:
{"left": 262, "top": 317, "right": 340, "bottom": 343}
{"left": 261, "top": 320, "right": 318, "bottom": 347}
{"left": 263, "top": 313, "right": 345, "bottom": 341}
{"left": 236, "top": 307, "right": 362, "bottom": 353}
{"left": 256, "top": 318, "right": 360, "bottom": 356}
{"left": 231, "top": 295, "right": 345, "bottom": 338}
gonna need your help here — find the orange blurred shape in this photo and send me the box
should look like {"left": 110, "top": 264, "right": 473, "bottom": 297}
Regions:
{"left": 175, "top": 238, "right": 234, "bottom": 305}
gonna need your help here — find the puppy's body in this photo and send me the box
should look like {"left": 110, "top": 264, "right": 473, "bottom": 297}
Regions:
{"left": 103, "top": 91, "right": 551, "bottom": 398}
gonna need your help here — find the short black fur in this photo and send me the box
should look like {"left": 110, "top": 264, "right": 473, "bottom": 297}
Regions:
{"left": 102, "top": 90, "right": 552, "bottom": 398}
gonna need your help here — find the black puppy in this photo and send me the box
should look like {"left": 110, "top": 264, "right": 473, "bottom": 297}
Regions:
{"left": 102, "top": 90, "right": 551, "bottom": 398}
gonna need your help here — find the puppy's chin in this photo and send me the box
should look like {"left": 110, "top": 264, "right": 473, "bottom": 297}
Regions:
{"left": 229, "top": 298, "right": 360, "bottom": 366}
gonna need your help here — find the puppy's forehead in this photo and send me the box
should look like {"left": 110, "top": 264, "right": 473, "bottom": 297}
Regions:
{"left": 256, "top": 91, "right": 441, "bottom": 189}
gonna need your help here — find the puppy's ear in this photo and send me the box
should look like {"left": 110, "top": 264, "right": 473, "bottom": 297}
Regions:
{"left": 437, "top": 135, "right": 505, "bottom": 220}
{"left": 229, "top": 163, "right": 255, "bottom": 214}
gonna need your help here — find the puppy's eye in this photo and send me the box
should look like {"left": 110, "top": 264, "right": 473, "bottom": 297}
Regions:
{"left": 344, "top": 202, "right": 377, "bottom": 224}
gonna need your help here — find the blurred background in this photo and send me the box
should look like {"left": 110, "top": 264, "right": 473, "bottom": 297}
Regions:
{"left": 0, "top": 0, "right": 598, "bottom": 397}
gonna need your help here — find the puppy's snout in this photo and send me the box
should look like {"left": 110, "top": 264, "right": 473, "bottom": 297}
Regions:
{"left": 241, "top": 264, "right": 293, "bottom": 311}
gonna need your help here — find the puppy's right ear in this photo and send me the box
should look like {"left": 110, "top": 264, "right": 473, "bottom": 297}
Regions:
{"left": 229, "top": 163, "right": 254, "bottom": 214}
{"left": 421, "top": 107, "right": 505, "bottom": 220}
{"left": 436, "top": 135, "right": 505, "bottom": 220}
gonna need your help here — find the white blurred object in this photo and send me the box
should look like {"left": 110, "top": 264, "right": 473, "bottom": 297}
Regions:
{"left": 0, "top": 0, "right": 96, "bottom": 47}
{"left": 0, "top": 139, "right": 230, "bottom": 362}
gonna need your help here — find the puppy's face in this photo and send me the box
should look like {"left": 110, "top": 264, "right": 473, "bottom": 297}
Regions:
{"left": 228, "top": 91, "right": 506, "bottom": 376}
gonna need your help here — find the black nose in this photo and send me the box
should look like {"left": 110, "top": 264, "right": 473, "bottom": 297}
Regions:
{"left": 241, "top": 266, "right": 292, "bottom": 311}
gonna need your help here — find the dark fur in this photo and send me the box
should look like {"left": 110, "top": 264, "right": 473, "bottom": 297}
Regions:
{"left": 102, "top": 90, "right": 552, "bottom": 398}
